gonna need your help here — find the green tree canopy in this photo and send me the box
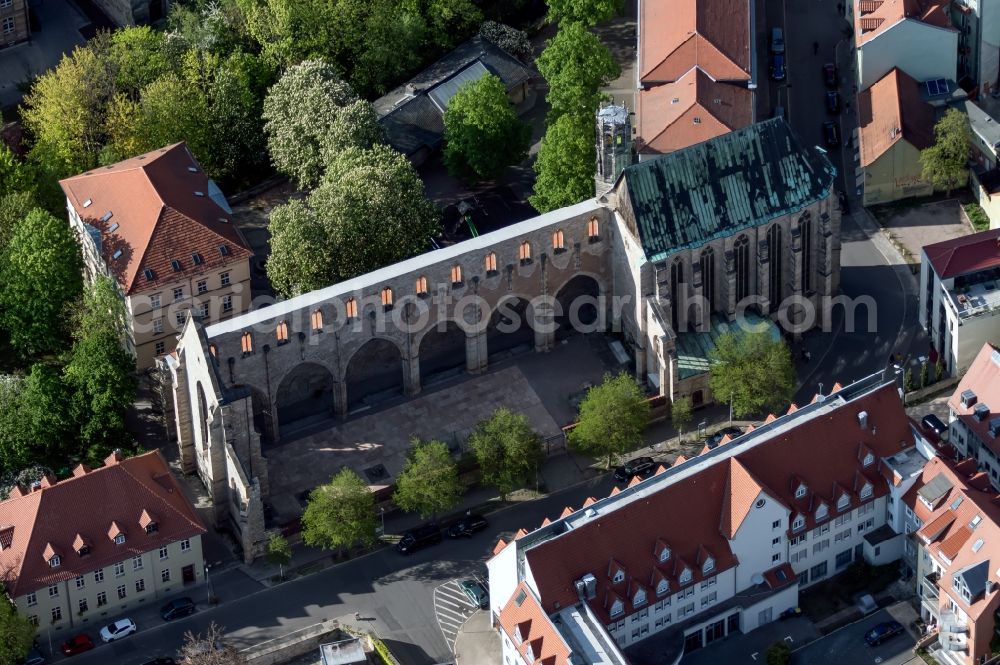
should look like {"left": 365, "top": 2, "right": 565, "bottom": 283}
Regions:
{"left": 529, "top": 111, "right": 596, "bottom": 212}
{"left": 266, "top": 145, "right": 440, "bottom": 297}
{"left": 546, "top": 0, "right": 622, "bottom": 26}
{"left": 468, "top": 408, "right": 542, "bottom": 501}
{"left": 568, "top": 372, "right": 649, "bottom": 468}
{"left": 443, "top": 74, "right": 530, "bottom": 180}
{"left": 0, "top": 191, "right": 35, "bottom": 260}
{"left": 920, "top": 108, "right": 970, "bottom": 196}
{"left": 0, "top": 594, "right": 34, "bottom": 664}
{"left": 0, "top": 208, "right": 83, "bottom": 358}
{"left": 536, "top": 23, "right": 619, "bottom": 121}
{"left": 394, "top": 439, "right": 463, "bottom": 518}
{"left": 265, "top": 533, "right": 292, "bottom": 579}
{"left": 671, "top": 396, "right": 693, "bottom": 442}
{"left": 708, "top": 330, "right": 795, "bottom": 419}
{"left": 302, "top": 468, "right": 377, "bottom": 553}
{"left": 263, "top": 59, "right": 382, "bottom": 189}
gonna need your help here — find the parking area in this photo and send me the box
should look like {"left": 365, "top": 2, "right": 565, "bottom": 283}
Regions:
{"left": 873, "top": 199, "right": 971, "bottom": 265}
{"left": 677, "top": 616, "right": 818, "bottom": 665}
{"left": 433, "top": 579, "right": 481, "bottom": 652}
{"left": 791, "top": 607, "right": 921, "bottom": 665}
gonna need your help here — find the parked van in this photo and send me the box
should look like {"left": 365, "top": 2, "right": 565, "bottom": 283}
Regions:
{"left": 771, "top": 27, "right": 785, "bottom": 54}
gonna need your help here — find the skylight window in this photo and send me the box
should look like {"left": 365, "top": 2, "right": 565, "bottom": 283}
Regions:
{"left": 970, "top": 515, "right": 983, "bottom": 530}
{"left": 194, "top": 191, "right": 205, "bottom": 197}
{"left": 219, "top": 245, "right": 230, "bottom": 257}
{"left": 192, "top": 253, "right": 202, "bottom": 265}
{"left": 82, "top": 199, "right": 92, "bottom": 208}
{"left": 112, "top": 249, "right": 123, "bottom": 260}
{"left": 187, "top": 166, "right": 198, "bottom": 173}
{"left": 171, "top": 260, "right": 182, "bottom": 272}
{"left": 950, "top": 496, "right": 964, "bottom": 511}
{"left": 143, "top": 269, "right": 154, "bottom": 281}
{"left": 108, "top": 222, "right": 119, "bottom": 233}
{"left": 973, "top": 538, "right": 985, "bottom": 553}
{"left": 100, "top": 211, "right": 113, "bottom": 222}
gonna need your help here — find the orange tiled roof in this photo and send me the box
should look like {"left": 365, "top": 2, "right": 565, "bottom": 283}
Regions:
{"left": 497, "top": 582, "right": 572, "bottom": 665}
{"left": 640, "top": 0, "right": 750, "bottom": 83}
{"left": 948, "top": 344, "right": 1000, "bottom": 455}
{"left": 858, "top": 68, "right": 935, "bottom": 167}
{"left": 854, "top": 0, "right": 953, "bottom": 44}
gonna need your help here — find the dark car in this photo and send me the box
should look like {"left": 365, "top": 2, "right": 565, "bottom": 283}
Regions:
{"left": 460, "top": 579, "right": 490, "bottom": 609}
{"left": 707, "top": 426, "right": 743, "bottom": 449}
{"left": 826, "top": 91, "right": 841, "bottom": 114}
{"left": 19, "top": 647, "right": 45, "bottom": 665}
{"left": 770, "top": 53, "right": 786, "bottom": 81}
{"left": 396, "top": 524, "right": 441, "bottom": 554}
{"left": 60, "top": 634, "right": 95, "bottom": 657}
{"left": 922, "top": 413, "right": 949, "bottom": 439}
{"left": 141, "top": 659, "right": 176, "bottom": 665}
{"left": 613, "top": 456, "right": 656, "bottom": 482}
{"left": 823, "top": 121, "right": 840, "bottom": 148}
{"left": 864, "top": 620, "right": 904, "bottom": 646}
{"left": 823, "top": 62, "right": 839, "bottom": 88}
{"left": 447, "top": 514, "right": 489, "bottom": 538}
{"left": 838, "top": 190, "right": 851, "bottom": 214}
{"left": 161, "top": 597, "right": 196, "bottom": 621}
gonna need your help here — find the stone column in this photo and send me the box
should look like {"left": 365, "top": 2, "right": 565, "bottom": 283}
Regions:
{"left": 402, "top": 349, "right": 421, "bottom": 396}
{"left": 533, "top": 299, "right": 555, "bottom": 353}
{"left": 466, "top": 329, "right": 488, "bottom": 374}
{"left": 333, "top": 380, "right": 348, "bottom": 420}
{"left": 171, "top": 364, "right": 196, "bottom": 475}
{"left": 757, "top": 237, "right": 771, "bottom": 315}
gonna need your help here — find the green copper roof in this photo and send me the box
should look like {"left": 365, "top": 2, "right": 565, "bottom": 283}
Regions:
{"left": 674, "top": 314, "right": 781, "bottom": 380}
{"left": 623, "top": 118, "right": 836, "bottom": 264}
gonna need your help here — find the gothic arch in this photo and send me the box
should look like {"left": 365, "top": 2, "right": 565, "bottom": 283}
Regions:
{"left": 733, "top": 235, "right": 750, "bottom": 303}
{"left": 700, "top": 247, "right": 716, "bottom": 312}
{"left": 196, "top": 381, "right": 209, "bottom": 450}
{"left": 488, "top": 294, "right": 535, "bottom": 360}
{"left": 767, "top": 224, "right": 783, "bottom": 306}
{"left": 275, "top": 362, "right": 336, "bottom": 430}
{"left": 344, "top": 337, "right": 405, "bottom": 410}
{"left": 554, "top": 274, "right": 602, "bottom": 338}
{"left": 417, "top": 319, "right": 468, "bottom": 385}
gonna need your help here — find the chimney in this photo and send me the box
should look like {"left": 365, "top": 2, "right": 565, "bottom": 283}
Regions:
{"left": 581, "top": 573, "right": 597, "bottom": 599}
{"left": 104, "top": 449, "right": 124, "bottom": 466}
{"left": 858, "top": 411, "right": 868, "bottom": 429}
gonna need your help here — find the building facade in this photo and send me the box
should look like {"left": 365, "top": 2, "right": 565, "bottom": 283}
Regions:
{"left": 489, "top": 375, "right": 921, "bottom": 664}
{"left": 0, "top": 451, "right": 205, "bottom": 639}
{"left": 59, "top": 143, "right": 254, "bottom": 370}
{"left": 919, "top": 229, "right": 1000, "bottom": 376}
{"left": 0, "top": 0, "right": 28, "bottom": 48}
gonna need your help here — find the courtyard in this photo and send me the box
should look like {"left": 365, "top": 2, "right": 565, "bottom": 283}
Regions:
{"left": 873, "top": 199, "right": 971, "bottom": 266}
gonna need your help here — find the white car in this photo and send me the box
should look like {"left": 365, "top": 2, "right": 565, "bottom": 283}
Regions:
{"left": 99, "top": 618, "right": 137, "bottom": 642}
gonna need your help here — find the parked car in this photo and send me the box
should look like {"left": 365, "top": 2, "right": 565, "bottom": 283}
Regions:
{"left": 396, "top": 524, "right": 441, "bottom": 554}
{"left": 864, "top": 620, "right": 904, "bottom": 646}
{"left": 922, "top": 414, "right": 949, "bottom": 439}
{"left": 770, "top": 53, "right": 786, "bottom": 81}
{"left": 447, "top": 514, "right": 488, "bottom": 538}
{"left": 823, "top": 62, "right": 839, "bottom": 88}
{"left": 141, "top": 660, "right": 176, "bottom": 665}
{"left": 826, "top": 91, "right": 841, "bottom": 114}
{"left": 100, "top": 618, "right": 137, "bottom": 643}
{"left": 161, "top": 597, "right": 196, "bottom": 621}
{"left": 707, "top": 427, "right": 743, "bottom": 449}
{"left": 613, "top": 456, "right": 656, "bottom": 482}
{"left": 60, "top": 634, "right": 95, "bottom": 657}
{"left": 20, "top": 647, "right": 45, "bottom": 665}
{"left": 770, "top": 27, "right": 785, "bottom": 53}
{"left": 460, "top": 579, "right": 490, "bottom": 609}
{"left": 838, "top": 190, "right": 850, "bottom": 214}
{"left": 822, "top": 121, "right": 840, "bottom": 148}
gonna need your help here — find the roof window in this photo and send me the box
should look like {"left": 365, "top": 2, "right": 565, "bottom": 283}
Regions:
{"left": 112, "top": 249, "right": 123, "bottom": 260}
{"left": 143, "top": 268, "right": 155, "bottom": 281}
{"left": 100, "top": 211, "right": 113, "bottom": 222}
{"left": 989, "top": 417, "right": 1000, "bottom": 438}
{"left": 970, "top": 514, "right": 983, "bottom": 530}
{"left": 192, "top": 253, "right": 203, "bottom": 265}
{"left": 171, "top": 260, "right": 182, "bottom": 272}
{"left": 962, "top": 390, "right": 978, "bottom": 408}
{"left": 974, "top": 403, "right": 990, "bottom": 421}
{"left": 108, "top": 222, "right": 119, "bottom": 233}
{"left": 82, "top": 199, "right": 92, "bottom": 208}
{"left": 187, "top": 166, "right": 198, "bottom": 173}
{"left": 219, "top": 245, "right": 230, "bottom": 257}
{"left": 194, "top": 191, "right": 205, "bottom": 197}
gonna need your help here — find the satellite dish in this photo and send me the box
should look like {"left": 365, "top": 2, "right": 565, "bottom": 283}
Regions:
{"left": 751, "top": 573, "right": 765, "bottom": 586}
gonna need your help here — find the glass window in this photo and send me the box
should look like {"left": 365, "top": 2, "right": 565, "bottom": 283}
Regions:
{"left": 51, "top": 607, "right": 61, "bottom": 622}
{"left": 197, "top": 280, "right": 208, "bottom": 294}
{"left": 96, "top": 592, "right": 107, "bottom": 607}
{"left": 117, "top": 585, "right": 127, "bottom": 599}
{"left": 485, "top": 252, "right": 497, "bottom": 273}
{"left": 222, "top": 295, "right": 233, "bottom": 312}
{"left": 159, "top": 546, "right": 168, "bottom": 560}
{"left": 48, "top": 585, "right": 58, "bottom": 598}
{"left": 162, "top": 569, "right": 171, "bottom": 583}
{"left": 180, "top": 539, "right": 191, "bottom": 552}
{"left": 150, "top": 294, "right": 161, "bottom": 309}
{"left": 25, "top": 592, "right": 36, "bottom": 607}
{"left": 173, "top": 287, "right": 184, "bottom": 302}
{"left": 220, "top": 272, "right": 230, "bottom": 286}
{"left": 94, "top": 570, "right": 104, "bottom": 583}
{"left": 135, "top": 579, "right": 145, "bottom": 593}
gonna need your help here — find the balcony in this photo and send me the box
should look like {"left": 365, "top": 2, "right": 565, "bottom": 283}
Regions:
{"left": 921, "top": 572, "right": 940, "bottom": 602}
{"left": 943, "top": 274, "right": 1000, "bottom": 321}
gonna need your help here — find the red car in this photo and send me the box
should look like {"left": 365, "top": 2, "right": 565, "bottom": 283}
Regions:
{"left": 61, "top": 633, "right": 95, "bottom": 656}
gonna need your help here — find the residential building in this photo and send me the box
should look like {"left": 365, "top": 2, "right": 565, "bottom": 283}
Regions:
{"left": 857, "top": 68, "right": 937, "bottom": 206}
{"left": 59, "top": 143, "right": 254, "bottom": 369}
{"left": 851, "top": 0, "right": 958, "bottom": 90}
{"left": 905, "top": 454, "right": 1000, "bottom": 665}
{"left": 0, "top": 450, "right": 205, "bottom": 639}
{"left": 919, "top": 228, "right": 1000, "bottom": 375}
{"left": 949, "top": 0, "right": 1000, "bottom": 95}
{"left": 374, "top": 36, "right": 535, "bottom": 166}
{"left": 0, "top": 0, "right": 29, "bottom": 48}
{"left": 947, "top": 343, "right": 1000, "bottom": 482}
{"left": 490, "top": 374, "right": 920, "bottom": 664}
{"left": 963, "top": 99, "right": 1000, "bottom": 227}
{"left": 635, "top": 0, "right": 754, "bottom": 157}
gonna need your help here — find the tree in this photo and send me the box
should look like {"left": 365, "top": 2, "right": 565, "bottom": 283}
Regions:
{"left": 920, "top": 108, "right": 970, "bottom": 196}
{"left": 1, "top": 364, "right": 74, "bottom": 471}
{"left": 0, "top": 208, "right": 83, "bottom": 358}
{"left": 179, "top": 622, "right": 245, "bottom": 665}
{"left": 0, "top": 191, "right": 35, "bottom": 259}
{"left": 935, "top": 357, "right": 945, "bottom": 382}
{"left": 920, "top": 361, "right": 930, "bottom": 388}
{"left": 262, "top": 59, "right": 381, "bottom": 189}
{"left": 265, "top": 533, "right": 292, "bottom": 580}
{"left": 301, "top": 468, "right": 377, "bottom": 554}
{"left": 0, "top": 594, "right": 34, "bottom": 664}
{"left": 568, "top": 372, "right": 649, "bottom": 468}
{"left": 904, "top": 367, "right": 915, "bottom": 393}
{"left": 708, "top": 331, "right": 795, "bottom": 419}
{"left": 765, "top": 641, "right": 791, "bottom": 665}
{"left": 671, "top": 396, "right": 692, "bottom": 444}
{"left": 443, "top": 74, "right": 530, "bottom": 180}
{"left": 266, "top": 145, "right": 440, "bottom": 297}
{"left": 536, "top": 23, "right": 619, "bottom": 121}
{"left": 547, "top": 0, "right": 622, "bottom": 26}
{"left": 479, "top": 21, "right": 532, "bottom": 61}
{"left": 394, "top": 439, "right": 463, "bottom": 518}
{"left": 64, "top": 277, "right": 137, "bottom": 464}
{"left": 530, "top": 111, "right": 596, "bottom": 212}
{"left": 0, "top": 145, "right": 31, "bottom": 198}
{"left": 468, "top": 408, "right": 542, "bottom": 501}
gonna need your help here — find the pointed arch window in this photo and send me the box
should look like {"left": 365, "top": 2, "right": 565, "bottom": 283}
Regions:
{"left": 587, "top": 217, "right": 601, "bottom": 242}
{"left": 240, "top": 332, "right": 253, "bottom": 355}
{"left": 519, "top": 241, "right": 532, "bottom": 265}
{"left": 345, "top": 298, "right": 358, "bottom": 319}
{"left": 311, "top": 310, "right": 324, "bottom": 333}
{"left": 485, "top": 252, "right": 498, "bottom": 275}
{"left": 800, "top": 214, "right": 813, "bottom": 293}
{"left": 553, "top": 229, "right": 566, "bottom": 253}
{"left": 450, "top": 265, "right": 463, "bottom": 286}
{"left": 669, "top": 258, "right": 684, "bottom": 329}
{"left": 700, "top": 247, "right": 716, "bottom": 311}
{"left": 275, "top": 320, "right": 289, "bottom": 345}
{"left": 415, "top": 276, "right": 428, "bottom": 296}
{"left": 381, "top": 287, "right": 394, "bottom": 310}
{"left": 767, "top": 224, "right": 783, "bottom": 306}
{"left": 734, "top": 235, "right": 751, "bottom": 303}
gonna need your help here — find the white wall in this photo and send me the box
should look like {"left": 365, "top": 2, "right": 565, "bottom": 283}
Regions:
{"left": 858, "top": 20, "right": 958, "bottom": 89}
{"left": 729, "top": 491, "right": 790, "bottom": 591}
{"left": 487, "top": 539, "right": 520, "bottom": 621}
{"left": 741, "top": 585, "right": 799, "bottom": 631}
{"left": 789, "top": 497, "right": 887, "bottom": 587}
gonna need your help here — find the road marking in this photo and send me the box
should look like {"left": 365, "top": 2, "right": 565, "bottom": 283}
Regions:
{"left": 751, "top": 651, "right": 759, "bottom": 661}
{"left": 433, "top": 580, "right": 477, "bottom": 653}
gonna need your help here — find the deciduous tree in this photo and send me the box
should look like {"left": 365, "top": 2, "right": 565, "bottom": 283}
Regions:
{"left": 0, "top": 191, "right": 35, "bottom": 259}
{"left": 920, "top": 108, "right": 970, "bottom": 197}
{"left": 568, "top": 372, "right": 649, "bottom": 468}
{"left": 671, "top": 396, "right": 692, "bottom": 443}
{"left": 394, "top": 439, "right": 463, "bottom": 518}
{"left": 443, "top": 74, "right": 531, "bottom": 180}
{"left": 0, "top": 209, "right": 83, "bottom": 358}
{"left": 546, "top": 0, "right": 623, "bottom": 26}
{"left": 301, "top": 468, "right": 377, "bottom": 554}
{"left": 708, "top": 330, "right": 795, "bottom": 419}
{"left": 530, "top": 111, "right": 595, "bottom": 212}
{"left": 179, "top": 622, "right": 245, "bottom": 665}
{"left": 265, "top": 533, "right": 292, "bottom": 580}
{"left": 0, "top": 593, "right": 34, "bottom": 664}
{"left": 536, "top": 23, "right": 619, "bottom": 121}
{"left": 468, "top": 408, "right": 542, "bottom": 501}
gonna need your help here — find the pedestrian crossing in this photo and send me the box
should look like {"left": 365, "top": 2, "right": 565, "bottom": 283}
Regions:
{"left": 433, "top": 579, "right": 478, "bottom": 652}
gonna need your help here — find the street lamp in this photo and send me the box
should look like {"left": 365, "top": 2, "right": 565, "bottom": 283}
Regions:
{"left": 205, "top": 563, "right": 214, "bottom": 605}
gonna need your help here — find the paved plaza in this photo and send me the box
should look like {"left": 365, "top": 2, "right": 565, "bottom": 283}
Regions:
{"left": 876, "top": 199, "right": 970, "bottom": 265}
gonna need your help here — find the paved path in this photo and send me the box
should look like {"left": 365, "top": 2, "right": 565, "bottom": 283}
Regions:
{"left": 433, "top": 579, "right": 478, "bottom": 651}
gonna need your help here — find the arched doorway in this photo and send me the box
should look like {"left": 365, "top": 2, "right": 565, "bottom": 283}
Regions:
{"left": 345, "top": 338, "right": 404, "bottom": 410}
{"left": 555, "top": 275, "right": 601, "bottom": 339}
{"left": 275, "top": 363, "right": 335, "bottom": 431}
{"left": 196, "top": 382, "right": 209, "bottom": 449}
{"left": 488, "top": 297, "right": 534, "bottom": 361}
{"left": 248, "top": 387, "right": 273, "bottom": 444}
{"left": 419, "top": 321, "right": 467, "bottom": 386}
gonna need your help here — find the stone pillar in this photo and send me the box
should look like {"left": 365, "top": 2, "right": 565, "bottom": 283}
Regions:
{"left": 402, "top": 350, "right": 421, "bottom": 396}
{"left": 466, "top": 329, "right": 488, "bottom": 374}
{"left": 170, "top": 364, "right": 196, "bottom": 475}
{"left": 533, "top": 299, "right": 555, "bottom": 353}
{"left": 723, "top": 248, "right": 737, "bottom": 319}
{"left": 205, "top": 412, "right": 229, "bottom": 523}
{"left": 757, "top": 237, "right": 771, "bottom": 315}
{"left": 241, "top": 479, "right": 266, "bottom": 565}
{"left": 333, "top": 380, "right": 348, "bottom": 420}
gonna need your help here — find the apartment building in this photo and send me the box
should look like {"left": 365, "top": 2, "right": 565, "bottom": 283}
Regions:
{"left": 946, "top": 343, "right": 1000, "bottom": 482}
{"left": 489, "top": 374, "right": 921, "bottom": 664}
{"left": 919, "top": 229, "right": 1000, "bottom": 376}
{"left": 59, "top": 143, "right": 254, "bottom": 369}
{"left": 0, "top": 0, "right": 29, "bottom": 48}
{"left": 949, "top": 0, "right": 1000, "bottom": 95}
{"left": 0, "top": 451, "right": 206, "bottom": 638}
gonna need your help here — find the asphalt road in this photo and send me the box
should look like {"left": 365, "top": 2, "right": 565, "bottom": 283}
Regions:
{"left": 791, "top": 609, "right": 921, "bottom": 665}
{"left": 62, "top": 474, "right": 619, "bottom": 665}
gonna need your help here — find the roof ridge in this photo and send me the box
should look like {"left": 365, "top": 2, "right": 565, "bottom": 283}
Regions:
{"left": 117, "top": 452, "right": 203, "bottom": 533}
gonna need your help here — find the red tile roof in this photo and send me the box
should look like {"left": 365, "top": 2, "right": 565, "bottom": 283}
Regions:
{"left": 858, "top": 69, "right": 936, "bottom": 167}
{"left": 720, "top": 459, "right": 768, "bottom": 538}
{"left": 924, "top": 228, "right": 1000, "bottom": 279}
{"left": 948, "top": 343, "right": 1000, "bottom": 456}
{"left": 497, "top": 582, "right": 573, "bottom": 665}
{"left": 0, "top": 450, "right": 205, "bottom": 597}
{"left": 854, "top": 0, "right": 953, "bottom": 44}
{"left": 59, "top": 143, "right": 253, "bottom": 296}
{"left": 640, "top": 0, "right": 750, "bottom": 83}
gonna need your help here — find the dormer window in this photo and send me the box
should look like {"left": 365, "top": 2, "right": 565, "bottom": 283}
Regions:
{"left": 659, "top": 546, "right": 671, "bottom": 563}
{"left": 656, "top": 579, "right": 669, "bottom": 596}
{"left": 679, "top": 568, "right": 692, "bottom": 585}
{"left": 114, "top": 534, "right": 125, "bottom": 545}
{"left": 145, "top": 522, "right": 158, "bottom": 534}
{"left": 612, "top": 569, "right": 625, "bottom": 584}
{"left": 524, "top": 643, "right": 534, "bottom": 661}
{"left": 702, "top": 557, "right": 715, "bottom": 574}
{"left": 795, "top": 484, "right": 807, "bottom": 499}
{"left": 860, "top": 483, "right": 873, "bottom": 499}
{"left": 634, "top": 589, "right": 646, "bottom": 607}
{"left": 837, "top": 494, "right": 850, "bottom": 511}
{"left": 792, "top": 515, "right": 805, "bottom": 531}
{"left": 815, "top": 503, "right": 828, "bottom": 521}
{"left": 78, "top": 545, "right": 91, "bottom": 557}
{"left": 863, "top": 452, "right": 874, "bottom": 467}
{"left": 610, "top": 599, "right": 623, "bottom": 617}
{"left": 49, "top": 555, "right": 61, "bottom": 568}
